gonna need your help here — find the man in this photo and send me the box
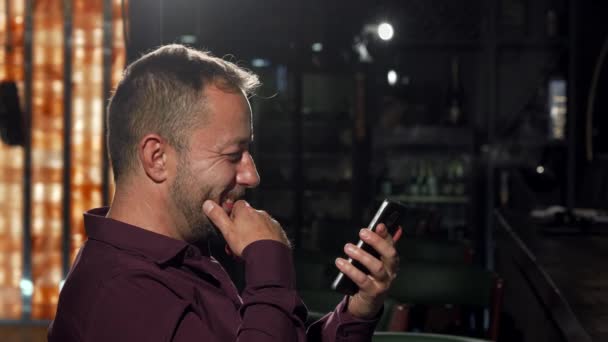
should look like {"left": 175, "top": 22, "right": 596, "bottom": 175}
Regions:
{"left": 48, "top": 44, "right": 400, "bottom": 341}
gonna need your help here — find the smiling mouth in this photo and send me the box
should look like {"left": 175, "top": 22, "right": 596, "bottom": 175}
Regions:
{"left": 220, "top": 189, "right": 246, "bottom": 216}
{"left": 222, "top": 199, "right": 235, "bottom": 215}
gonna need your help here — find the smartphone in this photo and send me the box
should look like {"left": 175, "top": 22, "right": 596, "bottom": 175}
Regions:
{"left": 331, "top": 199, "right": 408, "bottom": 296}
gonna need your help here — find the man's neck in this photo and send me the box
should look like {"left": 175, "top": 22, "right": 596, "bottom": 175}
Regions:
{"left": 107, "top": 183, "right": 185, "bottom": 241}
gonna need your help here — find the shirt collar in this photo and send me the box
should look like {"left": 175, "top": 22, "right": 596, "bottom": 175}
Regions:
{"left": 84, "top": 207, "right": 208, "bottom": 265}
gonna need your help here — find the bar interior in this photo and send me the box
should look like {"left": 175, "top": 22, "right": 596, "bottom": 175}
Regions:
{"left": 0, "top": 0, "right": 607, "bottom": 341}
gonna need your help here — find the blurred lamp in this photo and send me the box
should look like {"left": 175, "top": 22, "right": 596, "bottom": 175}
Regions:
{"left": 355, "top": 21, "right": 395, "bottom": 62}
{"left": 20, "top": 278, "right": 34, "bottom": 297}
{"left": 377, "top": 22, "right": 394, "bottom": 41}
{"left": 387, "top": 70, "right": 398, "bottom": 86}
{"left": 251, "top": 58, "right": 271, "bottom": 68}
{"left": 536, "top": 165, "right": 545, "bottom": 174}
{"left": 179, "top": 35, "right": 197, "bottom": 44}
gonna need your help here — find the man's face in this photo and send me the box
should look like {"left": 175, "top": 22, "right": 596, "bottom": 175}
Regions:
{"left": 169, "top": 85, "right": 260, "bottom": 242}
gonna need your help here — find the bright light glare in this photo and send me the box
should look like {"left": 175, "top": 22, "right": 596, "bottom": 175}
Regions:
{"left": 387, "top": 70, "right": 398, "bottom": 86}
{"left": 536, "top": 165, "right": 545, "bottom": 174}
{"left": 378, "top": 22, "right": 394, "bottom": 41}
{"left": 20, "top": 279, "right": 33, "bottom": 297}
{"left": 312, "top": 42, "right": 323, "bottom": 52}
{"left": 179, "top": 35, "right": 197, "bottom": 44}
{"left": 251, "top": 58, "right": 271, "bottom": 68}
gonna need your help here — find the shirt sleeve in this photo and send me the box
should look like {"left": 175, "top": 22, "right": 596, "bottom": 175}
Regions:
{"left": 306, "top": 297, "right": 380, "bottom": 342}
{"left": 85, "top": 271, "right": 191, "bottom": 342}
{"left": 173, "top": 240, "right": 311, "bottom": 342}
{"left": 237, "top": 240, "right": 308, "bottom": 341}
{"left": 235, "top": 240, "right": 379, "bottom": 342}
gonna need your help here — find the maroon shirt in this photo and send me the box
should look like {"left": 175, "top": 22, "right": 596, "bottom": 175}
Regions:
{"left": 48, "top": 207, "right": 378, "bottom": 341}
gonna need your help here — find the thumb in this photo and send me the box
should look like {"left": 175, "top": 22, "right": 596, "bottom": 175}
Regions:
{"left": 203, "top": 200, "right": 233, "bottom": 236}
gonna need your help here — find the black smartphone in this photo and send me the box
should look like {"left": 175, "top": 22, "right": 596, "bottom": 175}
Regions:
{"left": 331, "top": 199, "right": 408, "bottom": 296}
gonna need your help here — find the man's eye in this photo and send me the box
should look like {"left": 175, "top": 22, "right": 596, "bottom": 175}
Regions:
{"left": 226, "top": 152, "right": 242, "bottom": 162}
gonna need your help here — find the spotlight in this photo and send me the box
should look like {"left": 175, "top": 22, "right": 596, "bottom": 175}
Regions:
{"left": 377, "top": 22, "right": 394, "bottom": 41}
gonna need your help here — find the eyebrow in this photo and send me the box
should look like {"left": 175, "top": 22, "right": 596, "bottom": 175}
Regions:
{"left": 220, "top": 135, "right": 252, "bottom": 150}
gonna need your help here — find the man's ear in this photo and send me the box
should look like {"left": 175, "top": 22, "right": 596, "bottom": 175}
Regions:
{"left": 138, "top": 134, "right": 169, "bottom": 183}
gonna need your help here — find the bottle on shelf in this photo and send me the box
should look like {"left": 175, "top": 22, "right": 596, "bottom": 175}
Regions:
{"left": 416, "top": 161, "right": 427, "bottom": 196}
{"left": 453, "top": 160, "right": 466, "bottom": 196}
{"left": 427, "top": 160, "right": 438, "bottom": 197}
{"left": 441, "top": 159, "right": 454, "bottom": 196}
{"left": 547, "top": 71, "right": 567, "bottom": 140}
{"left": 445, "top": 56, "right": 465, "bottom": 125}
{"left": 408, "top": 160, "right": 420, "bottom": 196}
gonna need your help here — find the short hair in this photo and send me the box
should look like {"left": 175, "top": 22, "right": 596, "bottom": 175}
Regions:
{"left": 106, "top": 44, "right": 260, "bottom": 181}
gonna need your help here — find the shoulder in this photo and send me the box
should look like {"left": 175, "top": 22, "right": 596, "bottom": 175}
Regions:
{"left": 84, "top": 270, "right": 191, "bottom": 342}
{"left": 51, "top": 267, "right": 189, "bottom": 342}
{"left": 53, "top": 240, "right": 191, "bottom": 342}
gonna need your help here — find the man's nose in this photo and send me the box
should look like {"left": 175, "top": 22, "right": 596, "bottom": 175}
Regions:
{"left": 236, "top": 151, "right": 260, "bottom": 188}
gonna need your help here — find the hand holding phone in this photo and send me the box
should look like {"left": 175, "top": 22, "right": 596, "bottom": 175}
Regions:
{"left": 331, "top": 199, "right": 408, "bottom": 296}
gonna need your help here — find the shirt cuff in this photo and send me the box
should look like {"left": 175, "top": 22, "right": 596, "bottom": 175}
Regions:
{"left": 336, "top": 296, "right": 383, "bottom": 324}
{"left": 242, "top": 240, "right": 295, "bottom": 289}
{"left": 314, "top": 296, "right": 380, "bottom": 341}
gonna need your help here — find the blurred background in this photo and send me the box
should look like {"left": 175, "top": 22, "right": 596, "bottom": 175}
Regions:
{"left": 1, "top": 0, "right": 607, "bottom": 341}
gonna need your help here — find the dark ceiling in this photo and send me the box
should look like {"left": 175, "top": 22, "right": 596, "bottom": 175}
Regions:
{"left": 128, "top": 0, "right": 375, "bottom": 62}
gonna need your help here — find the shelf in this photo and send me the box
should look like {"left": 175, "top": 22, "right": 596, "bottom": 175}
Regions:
{"left": 391, "top": 40, "right": 481, "bottom": 49}
{"left": 301, "top": 216, "right": 353, "bottom": 224}
{"left": 254, "top": 153, "right": 293, "bottom": 159}
{"left": 382, "top": 195, "right": 470, "bottom": 204}
{"left": 302, "top": 152, "right": 352, "bottom": 160}
{"left": 374, "top": 125, "right": 474, "bottom": 149}
{"left": 381, "top": 38, "right": 568, "bottom": 50}
{"left": 256, "top": 122, "right": 294, "bottom": 130}
{"left": 258, "top": 116, "right": 351, "bottom": 128}
{"left": 256, "top": 181, "right": 353, "bottom": 192}
{"left": 304, "top": 181, "right": 353, "bottom": 192}
{"left": 303, "top": 151, "right": 350, "bottom": 158}
{"left": 498, "top": 37, "right": 568, "bottom": 49}
{"left": 255, "top": 152, "right": 351, "bottom": 160}
{"left": 302, "top": 117, "right": 351, "bottom": 126}
{"left": 493, "top": 139, "right": 567, "bottom": 149}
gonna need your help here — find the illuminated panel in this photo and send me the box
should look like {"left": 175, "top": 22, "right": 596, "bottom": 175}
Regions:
{"left": 31, "top": 0, "right": 64, "bottom": 320}
{"left": 107, "top": 0, "right": 128, "bottom": 200}
{"left": 68, "top": 0, "right": 127, "bottom": 263}
{"left": 70, "top": 0, "right": 104, "bottom": 262}
{"left": 0, "top": 0, "right": 25, "bottom": 320}
{"left": 111, "top": 0, "right": 127, "bottom": 87}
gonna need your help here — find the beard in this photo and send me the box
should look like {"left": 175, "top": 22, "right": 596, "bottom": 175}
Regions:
{"left": 170, "top": 157, "right": 216, "bottom": 242}
{"left": 169, "top": 154, "right": 246, "bottom": 243}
